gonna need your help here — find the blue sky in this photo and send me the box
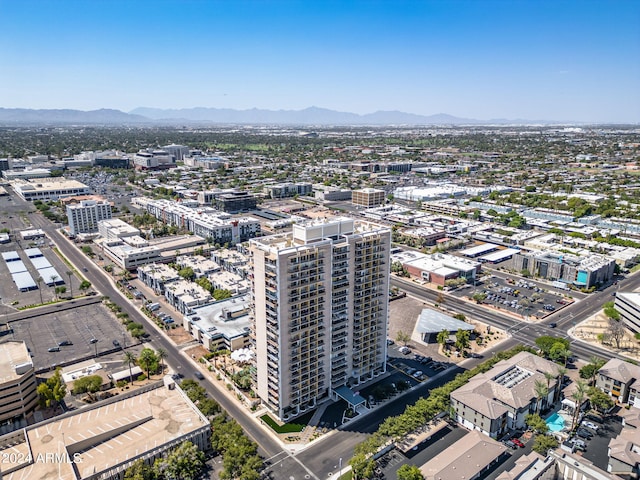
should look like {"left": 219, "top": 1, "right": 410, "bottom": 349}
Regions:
{"left": 1, "top": 0, "right": 638, "bottom": 122}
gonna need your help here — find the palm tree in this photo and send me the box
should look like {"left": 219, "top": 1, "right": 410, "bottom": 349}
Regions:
{"left": 570, "top": 380, "right": 589, "bottom": 430}
{"left": 589, "top": 356, "right": 606, "bottom": 386}
{"left": 534, "top": 379, "right": 549, "bottom": 414}
{"left": 157, "top": 348, "right": 167, "bottom": 374}
{"left": 138, "top": 349, "right": 157, "bottom": 380}
{"left": 555, "top": 366, "right": 567, "bottom": 403}
{"left": 50, "top": 275, "right": 59, "bottom": 299}
{"left": 436, "top": 329, "right": 449, "bottom": 352}
{"left": 123, "top": 351, "right": 137, "bottom": 385}
{"left": 36, "top": 277, "right": 43, "bottom": 304}
{"left": 66, "top": 271, "right": 73, "bottom": 298}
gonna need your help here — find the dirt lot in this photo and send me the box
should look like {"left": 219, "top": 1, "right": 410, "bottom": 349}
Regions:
{"left": 389, "top": 296, "right": 507, "bottom": 362}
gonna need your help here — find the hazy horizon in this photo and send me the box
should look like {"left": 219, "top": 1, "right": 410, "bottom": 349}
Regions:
{"left": 1, "top": 0, "right": 638, "bottom": 123}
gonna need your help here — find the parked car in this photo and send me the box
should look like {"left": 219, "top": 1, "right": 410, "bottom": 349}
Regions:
{"left": 399, "top": 346, "right": 411, "bottom": 355}
{"left": 413, "top": 371, "right": 423, "bottom": 379}
{"left": 48, "top": 347, "right": 60, "bottom": 352}
{"left": 503, "top": 440, "right": 517, "bottom": 449}
{"left": 58, "top": 340, "right": 73, "bottom": 346}
{"left": 112, "top": 339, "right": 121, "bottom": 347}
{"left": 576, "top": 428, "right": 593, "bottom": 439}
{"left": 386, "top": 339, "right": 394, "bottom": 345}
{"left": 89, "top": 338, "right": 98, "bottom": 344}
{"left": 511, "top": 438, "right": 525, "bottom": 448}
{"left": 582, "top": 421, "right": 599, "bottom": 431}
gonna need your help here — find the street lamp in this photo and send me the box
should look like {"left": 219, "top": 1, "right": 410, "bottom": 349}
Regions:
{"left": 338, "top": 458, "right": 342, "bottom": 479}
{"left": 92, "top": 339, "right": 99, "bottom": 358}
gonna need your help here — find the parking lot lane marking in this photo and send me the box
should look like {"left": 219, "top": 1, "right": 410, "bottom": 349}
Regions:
{"left": 130, "top": 430, "right": 143, "bottom": 437}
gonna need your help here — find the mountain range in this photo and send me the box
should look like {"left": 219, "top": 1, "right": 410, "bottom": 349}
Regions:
{"left": 0, "top": 106, "right": 560, "bottom": 126}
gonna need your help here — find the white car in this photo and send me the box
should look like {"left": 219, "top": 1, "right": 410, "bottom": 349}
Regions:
{"left": 582, "top": 421, "right": 599, "bottom": 431}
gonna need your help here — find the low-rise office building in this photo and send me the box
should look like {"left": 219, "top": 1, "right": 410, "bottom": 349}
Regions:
{"left": 392, "top": 250, "right": 481, "bottom": 285}
{"left": 97, "top": 239, "right": 161, "bottom": 270}
{"left": 214, "top": 191, "right": 257, "bottom": 213}
{"left": 11, "top": 178, "right": 91, "bottom": 201}
{"left": 98, "top": 218, "right": 140, "bottom": 241}
{"left": 352, "top": 188, "right": 386, "bottom": 208}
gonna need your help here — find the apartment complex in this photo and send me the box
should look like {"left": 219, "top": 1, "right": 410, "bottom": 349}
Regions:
{"left": 250, "top": 217, "right": 390, "bottom": 421}
{"left": 0, "top": 342, "right": 38, "bottom": 427}
{"left": 450, "top": 351, "right": 560, "bottom": 439}
{"left": 135, "top": 198, "right": 261, "bottom": 245}
{"left": 66, "top": 199, "right": 113, "bottom": 235}
{"left": 596, "top": 358, "right": 640, "bottom": 408}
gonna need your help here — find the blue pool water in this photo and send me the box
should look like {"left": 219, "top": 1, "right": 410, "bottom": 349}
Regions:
{"left": 546, "top": 412, "right": 565, "bottom": 432}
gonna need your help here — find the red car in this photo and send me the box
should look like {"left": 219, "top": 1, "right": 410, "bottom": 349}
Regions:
{"left": 511, "top": 438, "right": 525, "bottom": 448}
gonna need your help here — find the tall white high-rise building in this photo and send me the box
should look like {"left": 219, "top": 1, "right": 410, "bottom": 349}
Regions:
{"left": 250, "top": 217, "right": 390, "bottom": 421}
{"left": 66, "top": 199, "right": 113, "bottom": 235}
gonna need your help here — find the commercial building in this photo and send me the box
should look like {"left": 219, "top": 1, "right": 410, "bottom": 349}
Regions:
{"left": 496, "top": 450, "right": 621, "bottom": 480}
{"left": 352, "top": 188, "right": 386, "bottom": 208}
{"left": 0, "top": 380, "right": 210, "bottom": 480}
{"left": 97, "top": 239, "right": 161, "bottom": 270}
{"left": 266, "top": 182, "right": 313, "bottom": 199}
{"left": 132, "top": 150, "right": 176, "bottom": 170}
{"left": 392, "top": 250, "right": 481, "bottom": 286}
{"left": 0, "top": 342, "right": 38, "bottom": 428}
{"left": 66, "top": 199, "right": 113, "bottom": 235}
{"left": 615, "top": 292, "right": 640, "bottom": 333}
{"left": 450, "top": 351, "right": 561, "bottom": 438}
{"left": 512, "top": 250, "right": 616, "bottom": 288}
{"left": 2, "top": 168, "right": 51, "bottom": 180}
{"left": 596, "top": 358, "right": 640, "bottom": 407}
{"left": 214, "top": 191, "right": 257, "bottom": 213}
{"left": 97, "top": 218, "right": 140, "bottom": 241}
{"left": 11, "top": 178, "right": 91, "bottom": 201}
{"left": 250, "top": 217, "right": 391, "bottom": 421}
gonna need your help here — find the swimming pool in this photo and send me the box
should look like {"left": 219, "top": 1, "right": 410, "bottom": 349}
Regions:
{"left": 546, "top": 412, "right": 565, "bottom": 432}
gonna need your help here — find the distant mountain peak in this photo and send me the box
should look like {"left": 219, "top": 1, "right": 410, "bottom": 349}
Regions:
{"left": 0, "top": 106, "right": 568, "bottom": 126}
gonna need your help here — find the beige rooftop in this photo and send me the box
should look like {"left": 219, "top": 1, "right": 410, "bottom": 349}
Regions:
{"left": 1, "top": 383, "right": 209, "bottom": 480}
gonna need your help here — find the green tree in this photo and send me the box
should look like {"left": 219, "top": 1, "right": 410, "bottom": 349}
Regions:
{"left": 156, "top": 348, "right": 167, "bottom": 375}
{"left": 455, "top": 329, "right": 471, "bottom": 353}
{"left": 72, "top": 375, "right": 103, "bottom": 394}
{"left": 535, "top": 336, "right": 570, "bottom": 357}
{"left": 570, "top": 380, "right": 589, "bottom": 430}
{"left": 396, "top": 330, "right": 411, "bottom": 346}
{"left": 79, "top": 280, "right": 92, "bottom": 293}
{"left": 532, "top": 434, "right": 558, "bottom": 455}
{"left": 549, "top": 343, "right": 572, "bottom": 366}
{"left": 213, "top": 289, "right": 233, "bottom": 301}
{"left": 588, "top": 387, "right": 615, "bottom": 413}
{"left": 138, "top": 348, "right": 159, "bottom": 380}
{"left": 534, "top": 379, "right": 549, "bottom": 414}
{"left": 436, "top": 329, "right": 449, "bottom": 351}
{"left": 178, "top": 267, "right": 196, "bottom": 281}
{"left": 123, "top": 459, "right": 156, "bottom": 480}
{"left": 471, "top": 292, "right": 487, "bottom": 303}
{"left": 37, "top": 368, "right": 67, "bottom": 408}
{"left": 397, "top": 464, "right": 425, "bottom": 480}
{"left": 525, "top": 413, "right": 548, "bottom": 434}
{"left": 123, "top": 351, "right": 137, "bottom": 384}
{"left": 156, "top": 441, "right": 205, "bottom": 480}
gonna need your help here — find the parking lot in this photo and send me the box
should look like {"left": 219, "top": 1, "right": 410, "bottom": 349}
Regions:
{"left": 453, "top": 274, "right": 573, "bottom": 322}
{"left": 5, "top": 301, "right": 134, "bottom": 371}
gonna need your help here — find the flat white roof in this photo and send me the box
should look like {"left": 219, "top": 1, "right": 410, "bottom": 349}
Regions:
{"left": 480, "top": 248, "right": 520, "bottom": 262}
{"left": 460, "top": 243, "right": 499, "bottom": 256}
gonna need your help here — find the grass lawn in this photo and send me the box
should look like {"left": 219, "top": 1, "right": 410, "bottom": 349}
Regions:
{"left": 260, "top": 410, "right": 314, "bottom": 434}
